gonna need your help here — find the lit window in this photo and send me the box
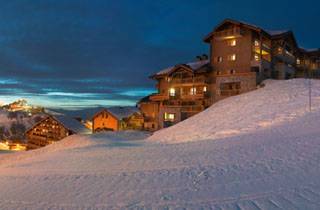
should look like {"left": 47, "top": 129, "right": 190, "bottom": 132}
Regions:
{"left": 230, "top": 69, "right": 236, "bottom": 74}
{"left": 217, "top": 56, "right": 223, "bottom": 63}
{"left": 203, "top": 86, "right": 207, "bottom": 92}
{"left": 296, "top": 58, "right": 301, "bottom": 65}
{"left": 228, "top": 39, "right": 237, "bottom": 46}
{"left": 254, "top": 40, "right": 260, "bottom": 47}
{"left": 254, "top": 54, "right": 260, "bottom": 61}
{"left": 190, "top": 87, "right": 197, "bottom": 95}
{"left": 228, "top": 54, "right": 236, "bottom": 61}
{"left": 164, "top": 112, "right": 175, "bottom": 121}
{"left": 169, "top": 88, "right": 175, "bottom": 96}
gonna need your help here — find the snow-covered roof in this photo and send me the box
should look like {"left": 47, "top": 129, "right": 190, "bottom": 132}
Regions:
{"left": 265, "top": 30, "right": 290, "bottom": 36}
{"left": 108, "top": 106, "right": 140, "bottom": 119}
{"left": 300, "top": 48, "right": 320, "bottom": 53}
{"left": 154, "top": 60, "right": 209, "bottom": 76}
{"left": 53, "top": 115, "right": 91, "bottom": 134}
{"left": 94, "top": 107, "right": 140, "bottom": 120}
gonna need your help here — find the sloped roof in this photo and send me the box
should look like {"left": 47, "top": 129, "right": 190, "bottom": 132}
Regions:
{"left": 26, "top": 114, "right": 91, "bottom": 135}
{"left": 151, "top": 60, "right": 210, "bottom": 78}
{"left": 93, "top": 107, "right": 140, "bottom": 120}
{"left": 204, "top": 19, "right": 272, "bottom": 42}
{"left": 204, "top": 19, "right": 297, "bottom": 44}
{"left": 108, "top": 106, "right": 140, "bottom": 119}
{"left": 53, "top": 115, "right": 91, "bottom": 134}
{"left": 265, "top": 30, "right": 290, "bottom": 36}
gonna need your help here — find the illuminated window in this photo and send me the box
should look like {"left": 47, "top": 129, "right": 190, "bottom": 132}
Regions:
{"left": 190, "top": 87, "right": 197, "bottom": 95}
{"left": 164, "top": 112, "right": 175, "bottom": 121}
{"left": 254, "top": 54, "right": 260, "bottom": 61}
{"left": 230, "top": 69, "right": 236, "bottom": 74}
{"left": 169, "top": 88, "right": 175, "bottom": 96}
{"left": 228, "top": 54, "right": 236, "bottom": 61}
{"left": 203, "top": 86, "right": 207, "bottom": 92}
{"left": 254, "top": 40, "right": 260, "bottom": 47}
{"left": 228, "top": 39, "right": 237, "bottom": 46}
{"left": 217, "top": 56, "right": 223, "bottom": 63}
{"left": 296, "top": 58, "right": 301, "bottom": 65}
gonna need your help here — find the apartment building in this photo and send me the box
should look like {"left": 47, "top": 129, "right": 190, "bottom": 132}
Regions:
{"left": 138, "top": 19, "right": 320, "bottom": 130}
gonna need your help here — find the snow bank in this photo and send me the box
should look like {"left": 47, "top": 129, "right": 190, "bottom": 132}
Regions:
{"left": 149, "top": 79, "right": 320, "bottom": 143}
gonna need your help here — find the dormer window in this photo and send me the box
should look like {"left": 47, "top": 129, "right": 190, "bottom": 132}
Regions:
{"left": 254, "top": 40, "right": 260, "bottom": 47}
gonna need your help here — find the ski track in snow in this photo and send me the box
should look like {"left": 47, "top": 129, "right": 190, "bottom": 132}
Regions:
{"left": 1, "top": 79, "right": 320, "bottom": 209}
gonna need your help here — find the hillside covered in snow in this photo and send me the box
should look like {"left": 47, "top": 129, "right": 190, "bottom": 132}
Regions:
{"left": 149, "top": 79, "right": 320, "bottom": 143}
{"left": 1, "top": 79, "right": 320, "bottom": 209}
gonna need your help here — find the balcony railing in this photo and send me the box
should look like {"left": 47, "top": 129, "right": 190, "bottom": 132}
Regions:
{"left": 149, "top": 94, "right": 169, "bottom": 101}
{"left": 214, "top": 27, "right": 242, "bottom": 39}
{"left": 170, "top": 77, "right": 212, "bottom": 84}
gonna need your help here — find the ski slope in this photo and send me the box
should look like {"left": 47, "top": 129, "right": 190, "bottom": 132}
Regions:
{"left": 1, "top": 79, "right": 320, "bottom": 209}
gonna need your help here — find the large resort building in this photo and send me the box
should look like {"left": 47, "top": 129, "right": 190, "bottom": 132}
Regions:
{"left": 138, "top": 19, "right": 320, "bottom": 130}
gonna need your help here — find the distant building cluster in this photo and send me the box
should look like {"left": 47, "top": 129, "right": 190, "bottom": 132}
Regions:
{"left": 137, "top": 19, "right": 320, "bottom": 130}
{"left": 25, "top": 107, "right": 144, "bottom": 150}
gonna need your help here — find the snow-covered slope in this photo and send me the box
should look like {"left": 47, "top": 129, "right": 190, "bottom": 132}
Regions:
{"left": 149, "top": 79, "right": 320, "bottom": 143}
{"left": 1, "top": 79, "right": 320, "bottom": 209}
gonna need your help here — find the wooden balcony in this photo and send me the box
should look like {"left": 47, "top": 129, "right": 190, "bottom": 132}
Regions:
{"left": 251, "top": 59, "right": 271, "bottom": 69}
{"left": 180, "top": 93, "right": 205, "bottom": 100}
{"left": 274, "top": 52, "right": 296, "bottom": 64}
{"left": 170, "top": 76, "right": 212, "bottom": 85}
{"left": 214, "top": 27, "right": 242, "bottom": 40}
{"left": 164, "top": 105, "right": 204, "bottom": 112}
{"left": 149, "top": 93, "right": 169, "bottom": 101}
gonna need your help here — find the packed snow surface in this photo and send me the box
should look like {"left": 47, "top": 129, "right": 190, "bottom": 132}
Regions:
{"left": 149, "top": 79, "right": 320, "bottom": 143}
{"left": 1, "top": 79, "right": 320, "bottom": 209}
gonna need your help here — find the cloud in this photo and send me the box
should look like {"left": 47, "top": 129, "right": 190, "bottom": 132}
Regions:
{"left": 0, "top": 0, "right": 318, "bottom": 108}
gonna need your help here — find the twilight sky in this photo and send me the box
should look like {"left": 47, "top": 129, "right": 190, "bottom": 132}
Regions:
{"left": 0, "top": 0, "right": 319, "bottom": 109}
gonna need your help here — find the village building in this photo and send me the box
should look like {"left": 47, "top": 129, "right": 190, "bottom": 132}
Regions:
{"left": 92, "top": 107, "right": 143, "bottom": 133}
{"left": 26, "top": 115, "right": 90, "bottom": 150}
{"left": 138, "top": 19, "right": 320, "bottom": 129}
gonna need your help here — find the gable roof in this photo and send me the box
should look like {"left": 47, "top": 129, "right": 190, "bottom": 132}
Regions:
{"left": 26, "top": 114, "right": 91, "bottom": 135}
{"left": 53, "top": 115, "right": 91, "bottom": 134}
{"left": 269, "top": 30, "right": 298, "bottom": 48}
{"left": 204, "top": 19, "right": 272, "bottom": 43}
{"left": 93, "top": 107, "right": 140, "bottom": 121}
{"left": 203, "top": 19, "right": 298, "bottom": 45}
{"left": 150, "top": 59, "right": 210, "bottom": 78}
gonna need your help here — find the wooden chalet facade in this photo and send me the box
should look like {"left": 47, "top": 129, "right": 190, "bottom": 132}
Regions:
{"left": 92, "top": 107, "right": 143, "bottom": 133}
{"left": 92, "top": 109, "right": 120, "bottom": 132}
{"left": 26, "top": 115, "right": 90, "bottom": 150}
{"left": 138, "top": 19, "right": 320, "bottom": 130}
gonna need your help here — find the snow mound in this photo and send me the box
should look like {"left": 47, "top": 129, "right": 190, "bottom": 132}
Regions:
{"left": 149, "top": 79, "right": 320, "bottom": 143}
